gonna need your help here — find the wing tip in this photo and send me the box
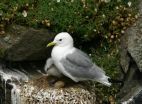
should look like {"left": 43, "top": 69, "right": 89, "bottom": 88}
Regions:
{"left": 103, "top": 82, "right": 112, "bottom": 87}
{"left": 97, "top": 77, "right": 112, "bottom": 87}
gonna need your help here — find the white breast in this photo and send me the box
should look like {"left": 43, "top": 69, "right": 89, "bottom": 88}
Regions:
{"left": 51, "top": 46, "right": 75, "bottom": 61}
{"left": 51, "top": 46, "right": 78, "bottom": 82}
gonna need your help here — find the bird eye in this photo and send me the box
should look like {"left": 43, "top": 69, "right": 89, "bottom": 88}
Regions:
{"left": 59, "top": 39, "right": 62, "bottom": 41}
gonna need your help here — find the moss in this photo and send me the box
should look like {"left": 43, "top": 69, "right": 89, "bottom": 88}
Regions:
{"left": 0, "top": 48, "right": 6, "bottom": 58}
{"left": 90, "top": 46, "right": 121, "bottom": 103}
{"left": 0, "top": 0, "right": 139, "bottom": 47}
{"left": 92, "top": 47, "right": 120, "bottom": 78}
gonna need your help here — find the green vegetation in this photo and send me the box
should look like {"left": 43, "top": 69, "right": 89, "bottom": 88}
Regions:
{"left": 0, "top": 0, "right": 139, "bottom": 103}
{"left": 0, "top": 0, "right": 138, "bottom": 45}
{"left": 91, "top": 46, "right": 121, "bottom": 103}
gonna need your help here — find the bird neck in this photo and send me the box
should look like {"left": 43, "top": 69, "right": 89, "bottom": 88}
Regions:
{"left": 52, "top": 45, "right": 75, "bottom": 59}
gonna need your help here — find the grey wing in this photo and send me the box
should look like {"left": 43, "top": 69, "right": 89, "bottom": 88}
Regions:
{"left": 60, "top": 48, "right": 95, "bottom": 79}
{"left": 66, "top": 48, "right": 93, "bottom": 67}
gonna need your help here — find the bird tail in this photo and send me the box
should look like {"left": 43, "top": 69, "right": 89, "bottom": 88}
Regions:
{"left": 96, "top": 76, "right": 111, "bottom": 87}
{"left": 92, "top": 64, "right": 111, "bottom": 87}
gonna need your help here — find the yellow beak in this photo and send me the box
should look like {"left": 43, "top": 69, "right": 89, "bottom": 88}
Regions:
{"left": 47, "top": 42, "right": 56, "bottom": 47}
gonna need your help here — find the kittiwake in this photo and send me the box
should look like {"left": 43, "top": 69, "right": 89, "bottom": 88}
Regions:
{"left": 45, "top": 32, "right": 111, "bottom": 87}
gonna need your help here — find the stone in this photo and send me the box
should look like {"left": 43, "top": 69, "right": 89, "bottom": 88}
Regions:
{"left": 0, "top": 25, "right": 55, "bottom": 61}
{"left": 126, "top": 19, "right": 142, "bottom": 72}
{"left": 133, "top": 90, "right": 142, "bottom": 103}
{"left": 0, "top": 72, "right": 96, "bottom": 104}
{"left": 118, "top": 0, "right": 142, "bottom": 102}
{"left": 120, "top": 34, "right": 130, "bottom": 73}
{"left": 54, "top": 80, "right": 65, "bottom": 88}
{"left": 20, "top": 77, "right": 96, "bottom": 104}
{"left": 0, "top": 61, "right": 96, "bottom": 104}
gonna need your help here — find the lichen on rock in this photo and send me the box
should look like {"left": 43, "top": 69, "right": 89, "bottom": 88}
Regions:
{"left": 20, "top": 76, "right": 96, "bottom": 104}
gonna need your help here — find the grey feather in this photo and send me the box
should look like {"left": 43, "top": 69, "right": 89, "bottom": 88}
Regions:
{"left": 46, "top": 65, "right": 62, "bottom": 77}
{"left": 44, "top": 58, "right": 53, "bottom": 72}
{"left": 66, "top": 49, "right": 93, "bottom": 67}
{"left": 60, "top": 48, "right": 111, "bottom": 86}
{"left": 44, "top": 58, "right": 62, "bottom": 77}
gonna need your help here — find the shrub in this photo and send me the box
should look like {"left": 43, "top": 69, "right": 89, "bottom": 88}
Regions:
{"left": 0, "top": 0, "right": 138, "bottom": 47}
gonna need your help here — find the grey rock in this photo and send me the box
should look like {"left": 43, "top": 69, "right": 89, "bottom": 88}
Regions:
{"left": 0, "top": 71, "right": 96, "bottom": 104}
{"left": 120, "top": 34, "right": 130, "bottom": 73}
{"left": 0, "top": 25, "right": 55, "bottom": 61}
{"left": 0, "top": 61, "right": 96, "bottom": 104}
{"left": 127, "top": 19, "right": 142, "bottom": 72}
{"left": 120, "top": 14, "right": 142, "bottom": 73}
{"left": 118, "top": 0, "right": 142, "bottom": 102}
{"left": 20, "top": 77, "right": 96, "bottom": 104}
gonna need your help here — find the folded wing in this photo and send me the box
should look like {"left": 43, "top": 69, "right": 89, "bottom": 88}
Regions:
{"left": 60, "top": 48, "right": 111, "bottom": 86}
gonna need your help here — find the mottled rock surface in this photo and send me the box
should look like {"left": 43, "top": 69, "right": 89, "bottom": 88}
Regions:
{"left": 0, "top": 61, "right": 96, "bottom": 104}
{"left": 118, "top": 0, "right": 142, "bottom": 103}
{"left": 0, "top": 25, "right": 55, "bottom": 61}
{"left": 126, "top": 18, "right": 142, "bottom": 72}
{"left": 20, "top": 77, "right": 96, "bottom": 104}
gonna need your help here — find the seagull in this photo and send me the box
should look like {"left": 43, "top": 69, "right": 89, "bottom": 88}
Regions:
{"left": 45, "top": 32, "right": 111, "bottom": 87}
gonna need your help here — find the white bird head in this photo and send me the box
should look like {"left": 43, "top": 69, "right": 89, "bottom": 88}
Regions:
{"left": 47, "top": 32, "right": 73, "bottom": 47}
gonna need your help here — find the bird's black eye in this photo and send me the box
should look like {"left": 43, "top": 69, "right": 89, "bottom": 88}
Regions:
{"left": 59, "top": 39, "right": 62, "bottom": 41}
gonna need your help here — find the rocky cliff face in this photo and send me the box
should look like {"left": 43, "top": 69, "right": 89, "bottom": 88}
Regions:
{"left": 0, "top": 25, "right": 96, "bottom": 104}
{"left": 20, "top": 77, "right": 96, "bottom": 104}
{"left": 0, "top": 25, "right": 54, "bottom": 61}
{"left": 0, "top": 61, "right": 96, "bottom": 104}
{"left": 118, "top": 0, "right": 142, "bottom": 103}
